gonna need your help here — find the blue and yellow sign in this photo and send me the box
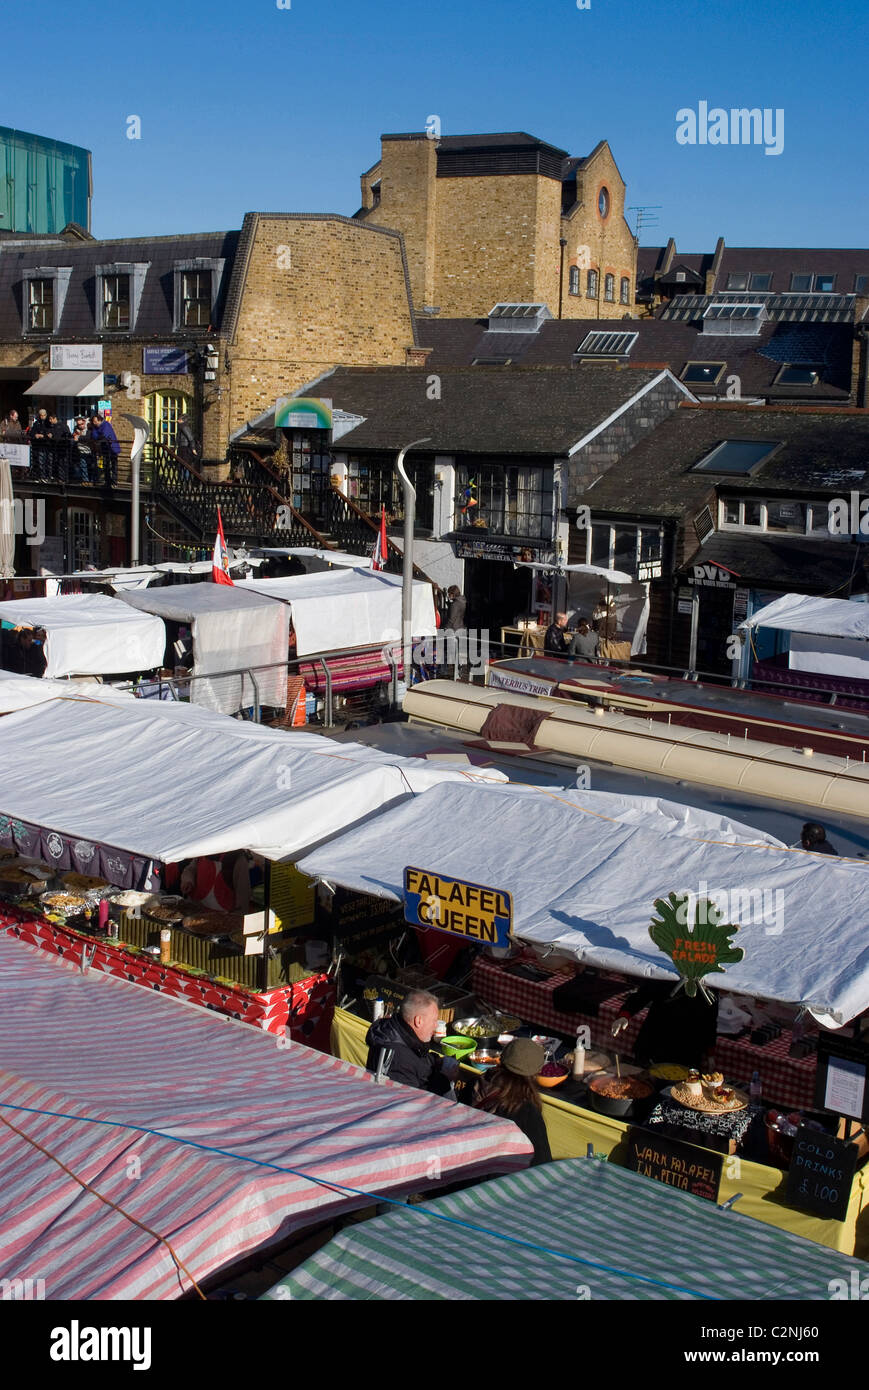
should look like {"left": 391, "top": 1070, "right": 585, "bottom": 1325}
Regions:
{"left": 403, "top": 867, "right": 512, "bottom": 947}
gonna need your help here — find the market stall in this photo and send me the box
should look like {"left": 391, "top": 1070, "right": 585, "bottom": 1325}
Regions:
{"left": 300, "top": 779, "right": 869, "bottom": 1253}
{"left": 264, "top": 1151, "right": 869, "bottom": 1300}
{"left": 0, "top": 696, "right": 505, "bottom": 1035}
{"left": 0, "top": 931, "right": 531, "bottom": 1300}
{"left": 0, "top": 593, "right": 165, "bottom": 678}
{"left": 237, "top": 568, "right": 437, "bottom": 655}
{"left": 119, "top": 581, "right": 290, "bottom": 714}
{"left": 0, "top": 671, "right": 136, "bottom": 713}
{"left": 738, "top": 592, "right": 869, "bottom": 705}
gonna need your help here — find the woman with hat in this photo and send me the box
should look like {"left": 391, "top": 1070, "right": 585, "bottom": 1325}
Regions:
{"left": 475, "top": 1039, "right": 552, "bottom": 1165}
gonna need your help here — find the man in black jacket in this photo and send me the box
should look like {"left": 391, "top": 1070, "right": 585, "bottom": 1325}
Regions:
{"left": 543, "top": 611, "right": 570, "bottom": 658}
{"left": 366, "top": 990, "right": 457, "bottom": 1095}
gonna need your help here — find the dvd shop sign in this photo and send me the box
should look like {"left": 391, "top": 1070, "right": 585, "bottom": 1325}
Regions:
{"left": 691, "top": 563, "right": 738, "bottom": 589}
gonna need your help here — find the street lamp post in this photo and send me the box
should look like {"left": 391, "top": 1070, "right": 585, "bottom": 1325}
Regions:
{"left": 121, "top": 413, "right": 149, "bottom": 566}
{"left": 394, "top": 436, "right": 431, "bottom": 692}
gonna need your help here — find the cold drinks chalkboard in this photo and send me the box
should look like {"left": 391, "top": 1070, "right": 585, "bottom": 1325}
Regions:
{"left": 785, "top": 1126, "right": 858, "bottom": 1223}
{"left": 627, "top": 1127, "right": 722, "bottom": 1203}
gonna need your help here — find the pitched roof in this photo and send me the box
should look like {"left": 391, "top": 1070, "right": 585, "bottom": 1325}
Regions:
{"left": 302, "top": 364, "right": 670, "bottom": 455}
{"left": 678, "top": 532, "right": 866, "bottom": 591}
{"left": 579, "top": 405, "right": 869, "bottom": 517}
{"left": 413, "top": 315, "right": 854, "bottom": 400}
{"left": 661, "top": 292, "right": 857, "bottom": 325}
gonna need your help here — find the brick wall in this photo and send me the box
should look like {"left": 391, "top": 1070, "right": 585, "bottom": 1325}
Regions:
{"left": 227, "top": 215, "right": 415, "bottom": 437}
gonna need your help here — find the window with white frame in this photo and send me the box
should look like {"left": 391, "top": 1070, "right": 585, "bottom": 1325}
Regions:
{"left": 96, "top": 262, "right": 149, "bottom": 332}
{"left": 719, "top": 495, "right": 848, "bottom": 538}
{"left": 28, "top": 278, "right": 53, "bottom": 331}
{"left": 583, "top": 521, "right": 662, "bottom": 573}
{"left": 569, "top": 265, "right": 580, "bottom": 296}
{"left": 586, "top": 268, "right": 598, "bottom": 298}
{"left": 173, "top": 258, "right": 225, "bottom": 332}
{"left": 620, "top": 277, "right": 630, "bottom": 304}
{"left": 22, "top": 266, "right": 72, "bottom": 334}
{"left": 604, "top": 273, "right": 615, "bottom": 302}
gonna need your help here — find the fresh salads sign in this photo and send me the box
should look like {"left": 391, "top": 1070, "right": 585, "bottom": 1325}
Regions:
{"left": 403, "top": 868, "right": 512, "bottom": 947}
{"left": 649, "top": 892, "right": 744, "bottom": 1000}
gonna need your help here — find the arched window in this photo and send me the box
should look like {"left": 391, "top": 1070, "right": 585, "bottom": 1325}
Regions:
{"left": 620, "top": 276, "right": 630, "bottom": 304}
{"left": 144, "top": 390, "right": 192, "bottom": 461}
{"left": 604, "top": 274, "right": 615, "bottom": 302}
{"left": 569, "top": 265, "right": 580, "bottom": 296}
{"left": 586, "top": 268, "right": 598, "bottom": 298}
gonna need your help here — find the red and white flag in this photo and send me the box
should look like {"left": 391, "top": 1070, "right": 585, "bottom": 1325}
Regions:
{"left": 371, "top": 505, "right": 387, "bottom": 571}
{"left": 212, "top": 506, "right": 234, "bottom": 585}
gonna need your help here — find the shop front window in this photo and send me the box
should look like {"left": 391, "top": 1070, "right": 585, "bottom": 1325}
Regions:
{"left": 455, "top": 463, "right": 553, "bottom": 540}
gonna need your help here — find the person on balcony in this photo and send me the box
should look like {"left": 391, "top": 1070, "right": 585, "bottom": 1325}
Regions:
{"left": 72, "top": 418, "right": 95, "bottom": 483}
{"left": 88, "top": 413, "right": 120, "bottom": 485}
{"left": 0, "top": 409, "right": 26, "bottom": 443}
{"left": 27, "top": 409, "right": 52, "bottom": 480}
{"left": 175, "top": 415, "right": 199, "bottom": 474}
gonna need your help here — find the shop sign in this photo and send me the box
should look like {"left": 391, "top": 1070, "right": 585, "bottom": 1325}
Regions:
{"left": 403, "top": 867, "right": 512, "bottom": 946}
{"left": 50, "top": 344, "right": 102, "bottom": 370}
{"left": 637, "top": 559, "right": 662, "bottom": 582}
{"left": 275, "top": 396, "right": 333, "bottom": 430}
{"left": 0, "top": 442, "right": 30, "bottom": 469}
{"left": 649, "top": 892, "right": 744, "bottom": 999}
{"left": 143, "top": 347, "right": 190, "bottom": 375}
{"left": 454, "top": 538, "right": 554, "bottom": 564}
{"left": 627, "top": 1127, "right": 722, "bottom": 1203}
{"left": 814, "top": 1032, "right": 869, "bottom": 1123}
{"left": 690, "top": 562, "right": 739, "bottom": 589}
{"left": 677, "top": 599, "right": 694, "bottom": 615}
{"left": 785, "top": 1128, "right": 858, "bottom": 1223}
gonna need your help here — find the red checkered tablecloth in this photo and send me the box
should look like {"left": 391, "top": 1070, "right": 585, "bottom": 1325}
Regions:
{"left": 471, "top": 956, "right": 818, "bottom": 1111}
{"left": 1, "top": 907, "right": 335, "bottom": 1048}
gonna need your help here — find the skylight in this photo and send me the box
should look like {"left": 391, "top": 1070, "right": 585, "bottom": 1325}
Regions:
{"left": 702, "top": 303, "right": 766, "bottom": 336}
{"left": 576, "top": 331, "right": 638, "bottom": 357}
{"left": 692, "top": 439, "right": 780, "bottom": 475}
{"left": 487, "top": 303, "right": 552, "bottom": 334}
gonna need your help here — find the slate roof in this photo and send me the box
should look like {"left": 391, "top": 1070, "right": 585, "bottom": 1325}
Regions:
{"left": 678, "top": 532, "right": 866, "bottom": 591}
{"left": 661, "top": 292, "right": 857, "bottom": 325}
{"left": 579, "top": 406, "right": 869, "bottom": 518}
{"left": 290, "top": 364, "right": 669, "bottom": 456}
{"left": 712, "top": 247, "right": 869, "bottom": 296}
{"left": 0, "top": 230, "right": 240, "bottom": 339}
{"left": 413, "top": 315, "right": 854, "bottom": 400}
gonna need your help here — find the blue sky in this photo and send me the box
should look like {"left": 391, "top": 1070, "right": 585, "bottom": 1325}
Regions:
{"left": 6, "top": 0, "right": 868, "bottom": 248}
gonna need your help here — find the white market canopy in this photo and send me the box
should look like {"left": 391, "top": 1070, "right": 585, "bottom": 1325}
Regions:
{"left": 237, "top": 569, "right": 437, "bottom": 656}
{"left": 740, "top": 593, "right": 869, "bottom": 640}
{"left": 0, "top": 697, "right": 504, "bottom": 865}
{"left": 739, "top": 593, "right": 869, "bottom": 681}
{"left": 250, "top": 547, "right": 372, "bottom": 569}
{"left": 298, "top": 781, "right": 869, "bottom": 1025}
{"left": 0, "top": 593, "right": 165, "bottom": 678}
{"left": 119, "top": 581, "right": 289, "bottom": 713}
{"left": 520, "top": 562, "right": 635, "bottom": 585}
{"left": 0, "top": 671, "right": 136, "bottom": 713}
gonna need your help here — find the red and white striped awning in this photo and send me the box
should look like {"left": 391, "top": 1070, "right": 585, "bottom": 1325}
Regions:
{"left": 0, "top": 934, "right": 531, "bottom": 1299}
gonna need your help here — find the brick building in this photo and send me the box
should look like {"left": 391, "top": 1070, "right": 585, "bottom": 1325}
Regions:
{"left": 0, "top": 214, "right": 417, "bottom": 569}
{"left": 355, "top": 131, "right": 637, "bottom": 321}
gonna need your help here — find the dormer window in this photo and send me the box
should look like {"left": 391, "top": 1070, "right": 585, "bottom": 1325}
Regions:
{"left": 21, "top": 266, "right": 72, "bottom": 335}
{"left": 173, "top": 257, "right": 225, "bottom": 333}
{"left": 96, "top": 262, "right": 149, "bottom": 332}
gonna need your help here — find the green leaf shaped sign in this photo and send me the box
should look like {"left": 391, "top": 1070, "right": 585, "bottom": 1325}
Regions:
{"left": 650, "top": 893, "right": 744, "bottom": 998}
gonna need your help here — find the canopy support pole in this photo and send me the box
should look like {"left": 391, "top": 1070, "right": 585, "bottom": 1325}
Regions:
{"left": 260, "top": 857, "right": 272, "bottom": 993}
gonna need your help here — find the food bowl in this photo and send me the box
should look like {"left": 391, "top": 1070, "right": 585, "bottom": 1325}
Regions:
{"left": 440, "top": 1035, "right": 476, "bottom": 1059}
{"left": 588, "top": 1074, "right": 654, "bottom": 1117}
{"left": 536, "top": 1062, "right": 569, "bottom": 1089}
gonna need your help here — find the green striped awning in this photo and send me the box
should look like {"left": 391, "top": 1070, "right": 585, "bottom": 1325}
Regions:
{"left": 263, "top": 1159, "right": 868, "bottom": 1301}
